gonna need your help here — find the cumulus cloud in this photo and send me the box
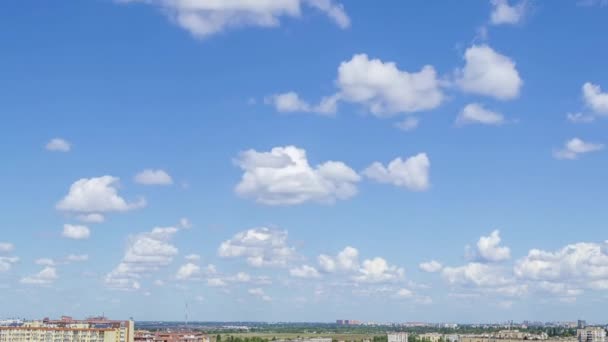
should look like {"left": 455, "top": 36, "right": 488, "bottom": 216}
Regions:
{"left": 354, "top": 257, "right": 405, "bottom": 283}
{"left": 318, "top": 246, "right": 359, "bottom": 273}
{"left": 235, "top": 145, "right": 360, "bottom": 205}
{"left": 395, "top": 288, "right": 414, "bottom": 298}
{"left": 105, "top": 224, "right": 181, "bottom": 290}
{"left": 176, "top": 262, "right": 201, "bottom": 280}
{"left": 45, "top": 138, "right": 71, "bottom": 152}
{"left": 248, "top": 287, "right": 272, "bottom": 301}
{"left": 473, "top": 230, "right": 511, "bottom": 262}
{"left": 218, "top": 227, "right": 297, "bottom": 267}
{"left": 419, "top": 260, "right": 443, "bottom": 273}
{"left": 20, "top": 266, "right": 58, "bottom": 285}
{"left": 456, "top": 45, "right": 523, "bottom": 100}
{"left": 456, "top": 103, "right": 505, "bottom": 126}
{"left": 442, "top": 262, "right": 512, "bottom": 287}
{"left": 267, "top": 54, "right": 444, "bottom": 118}
{"left": 290, "top": 265, "right": 321, "bottom": 278}
{"left": 490, "top": 0, "right": 527, "bottom": 25}
{"left": 0, "top": 242, "right": 14, "bottom": 253}
{"left": 117, "top": 0, "right": 349, "bottom": 39}
{"left": 56, "top": 176, "right": 145, "bottom": 213}
{"left": 515, "top": 242, "right": 608, "bottom": 282}
{"left": 62, "top": 224, "right": 91, "bottom": 240}
{"left": 265, "top": 92, "right": 338, "bottom": 115}
{"left": 0, "top": 257, "right": 19, "bottom": 272}
{"left": 134, "top": 169, "right": 173, "bottom": 185}
{"left": 553, "top": 138, "right": 604, "bottom": 160}
{"left": 363, "top": 153, "right": 430, "bottom": 191}
{"left": 335, "top": 54, "right": 444, "bottom": 116}
{"left": 582, "top": 82, "right": 608, "bottom": 114}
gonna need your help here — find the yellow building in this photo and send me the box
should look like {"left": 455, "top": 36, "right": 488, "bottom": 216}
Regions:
{"left": 0, "top": 316, "right": 134, "bottom": 342}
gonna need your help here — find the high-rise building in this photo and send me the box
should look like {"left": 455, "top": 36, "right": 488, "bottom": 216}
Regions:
{"left": 579, "top": 321, "right": 588, "bottom": 329}
{"left": 0, "top": 316, "right": 134, "bottom": 342}
{"left": 578, "top": 327, "right": 606, "bottom": 342}
{"left": 388, "top": 332, "right": 409, "bottom": 342}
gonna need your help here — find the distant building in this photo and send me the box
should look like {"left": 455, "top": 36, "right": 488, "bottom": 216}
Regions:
{"left": 0, "top": 316, "right": 134, "bottom": 342}
{"left": 420, "top": 333, "right": 443, "bottom": 342}
{"left": 388, "top": 332, "right": 409, "bottom": 342}
{"left": 578, "top": 327, "right": 607, "bottom": 342}
{"left": 135, "top": 330, "right": 210, "bottom": 342}
{"left": 579, "top": 321, "right": 588, "bottom": 329}
{"left": 336, "top": 320, "right": 361, "bottom": 326}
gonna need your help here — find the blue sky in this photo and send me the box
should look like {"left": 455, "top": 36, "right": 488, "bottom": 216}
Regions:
{"left": 1, "top": 0, "right": 608, "bottom": 323}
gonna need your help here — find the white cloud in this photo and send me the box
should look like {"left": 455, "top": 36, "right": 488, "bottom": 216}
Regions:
{"left": 553, "top": 138, "right": 604, "bottom": 160}
{"left": 396, "top": 288, "right": 414, "bottom": 298}
{"left": 76, "top": 213, "right": 105, "bottom": 224}
{"left": 290, "top": 265, "right": 321, "bottom": 278}
{"left": 456, "top": 45, "right": 523, "bottom": 100}
{"left": 336, "top": 54, "right": 444, "bottom": 116}
{"left": 442, "top": 262, "right": 512, "bottom": 287}
{"left": 218, "top": 227, "right": 297, "bottom": 267}
{"left": 176, "top": 262, "right": 201, "bottom": 280}
{"left": 515, "top": 242, "right": 608, "bottom": 283}
{"left": 235, "top": 145, "right": 360, "bottom": 205}
{"left": 566, "top": 112, "right": 595, "bottom": 123}
{"left": 475, "top": 230, "right": 511, "bottom": 262}
{"left": 318, "top": 246, "right": 359, "bottom": 273}
{"left": 0, "top": 257, "right": 19, "bottom": 272}
{"left": 265, "top": 92, "right": 339, "bottom": 116}
{"left": 20, "top": 266, "right": 58, "bottom": 285}
{"left": 56, "top": 176, "right": 145, "bottom": 213}
{"left": 66, "top": 254, "right": 89, "bottom": 262}
{"left": 490, "top": 0, "right": 527, "bottom": 25}
{"left": 35, "top": 258, "right": 56, "bottom": 266}
{"left": 185, "top": 254, "right": 201, "bottom": 262}
{"left": 134, "top": 169, "right": 173, "bottom": 185}
{"left": 354, "top": 257, "right": 405, "bottom": 283}
{"left": 267, "top": 54, "right": 444, "bottom": 118}
{"left": 179, "top": 217, "right": 192, "bottom": 229}
{"left": 419, "top": 260, "right": 443, "bottom": 273}
{"left": 248, "top": 287, "right": 272, "bottom": 301}
{"left": 45, "top": 138, "right": 71, "bottom": 152}
{"left": 582, "top": 82, "right": 608, "bottom": 114}
{"left": 62, "top": 224, "right": 91, "bottom": 240}
{"left": 105, "top": 225, "right": 181, "bottom": 290}
{"left": 0, "top": 242, "right": 14, "bottom": 253}
{"left": 266, "top": 92, "right": 310, "bottom": 112}
{"left": 363, "top": 153, "right": 430, "bottom": 191}
{"left": 456, "top": 103, "right": 505, "bottom": 126}
{"left": 394, "top": 117, "right": 419, "bottom": 132}
{"left": 118, "top": 0, "right": 349, "bottom": 39}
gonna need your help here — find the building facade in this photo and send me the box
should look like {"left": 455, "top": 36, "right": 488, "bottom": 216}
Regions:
{"left": 388, "top": 332, "right": 409, "bottom": 342}
{"left": 0, "top": 316, "right": 134, "bottom": 342}
{"left": 578, "top": 328, "right": 607, "bottom": 342}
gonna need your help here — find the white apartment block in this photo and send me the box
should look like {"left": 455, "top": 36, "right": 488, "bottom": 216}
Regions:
{"left": 388, "top": 332, "right": 409, "bottom": 342}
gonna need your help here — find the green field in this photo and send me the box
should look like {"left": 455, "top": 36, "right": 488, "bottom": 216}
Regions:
{"left": 212, "top": 332, "right": 381, "bottom": 342}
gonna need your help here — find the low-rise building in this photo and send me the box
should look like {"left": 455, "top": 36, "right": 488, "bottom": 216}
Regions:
{"left": 135, "top": 331, "right": 210, "bottom": 342}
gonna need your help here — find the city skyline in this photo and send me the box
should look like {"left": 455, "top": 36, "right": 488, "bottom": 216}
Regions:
{"left": 1, "top": 0, "right": 608, "bottom": 322}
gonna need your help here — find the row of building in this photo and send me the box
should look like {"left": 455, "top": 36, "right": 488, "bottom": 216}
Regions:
{"left": 387, "top": 328, "right": 608, "bottom": 342}
{"left": 0, "top": 316, "right": 134, "bottom": 342}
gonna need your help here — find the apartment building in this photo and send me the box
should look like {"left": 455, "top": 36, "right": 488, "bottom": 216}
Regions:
{"left": 388, "top": 332, "right": 409, "bottom": 342}
{"left": 0, "top": 316, "right": 134, "bottom": 342}
{"left": 578, "top": 327, "right": 607, "bottom": 342}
